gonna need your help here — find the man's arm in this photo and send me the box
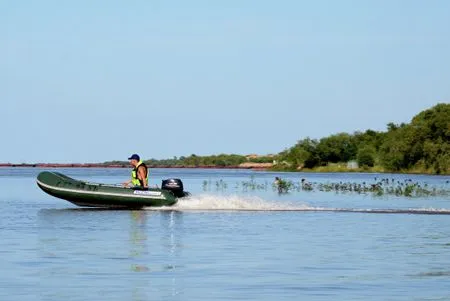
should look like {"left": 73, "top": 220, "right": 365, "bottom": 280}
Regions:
{"left": 137, "top": 166, "right": 148, "bottom": 187}
{"left": 122, "top": 179, "right": 132, "bottom": 187}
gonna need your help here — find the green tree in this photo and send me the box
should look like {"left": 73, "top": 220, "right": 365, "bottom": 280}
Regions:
{"left": 357, "top": 146, "right": 376, "bottom": 167}
{"left": 354, "top": 129, "right": 385, "bottom": 151}
{"left": 379, "top": 103, "right": 450, "bottom": 172}
{"left": 278, "top": 138, "right": 319, "bottom": 169}
{"left": 316, "top": 133, "right": 357, "bottom": 163}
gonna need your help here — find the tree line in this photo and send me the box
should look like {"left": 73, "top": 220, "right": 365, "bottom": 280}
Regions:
{"left": 277, "top": 103, "right": 449, "bottom": 174}
{"left": 105, "top": 154, "right": 274, "bottom": 168}
{"left": 105, "top": 103, "right": 449, "bottom": 174}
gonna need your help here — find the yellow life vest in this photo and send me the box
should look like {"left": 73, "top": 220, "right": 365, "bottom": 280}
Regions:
{"left": 131, "top": 161, "right": 148, "bottom": 186}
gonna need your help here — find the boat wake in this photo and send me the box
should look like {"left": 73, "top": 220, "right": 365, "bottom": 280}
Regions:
{"left": 146, "top": 194, "right": 450, "bottom": 215}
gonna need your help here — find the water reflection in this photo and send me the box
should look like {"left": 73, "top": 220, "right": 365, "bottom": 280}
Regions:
{"left": 129, "top": 210, "right": 149, "bottom": 273}
{"left": 160, "top": 211, "right": 183, "bottom": 299}
{"left": 129, "top": 210, "right": 183, "bottom": 300}
{"left": 108, "top": 210, "right": 183, "bottom": 300}
{"left": 129, "top": 210, "right": 149, "bottom": 301}
{"left": 37, "top": 208, "right": 184, "bottom": 301}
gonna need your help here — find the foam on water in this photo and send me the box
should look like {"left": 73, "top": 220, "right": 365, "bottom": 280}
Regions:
{"left": 145, "top": 194, "right": 450, "bottom": 215}
{"left": 149, "top": 194, "right": 305, "bottom": 211}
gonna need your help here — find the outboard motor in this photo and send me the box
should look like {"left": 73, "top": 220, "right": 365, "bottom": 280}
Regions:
{"left": 162, "top": 179, "right": 186, "bottom": 198}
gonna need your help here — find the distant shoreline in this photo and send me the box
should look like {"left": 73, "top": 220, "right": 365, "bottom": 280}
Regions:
{"left": 0, "top": 163, "right": 269, "bottom": 170}
{"left": 0, "top": 163, "right": 448, "bottom": 175}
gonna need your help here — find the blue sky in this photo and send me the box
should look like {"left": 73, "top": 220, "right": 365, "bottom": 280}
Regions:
{"left": 1, "top": 0, "right": 449, "bottom": 163}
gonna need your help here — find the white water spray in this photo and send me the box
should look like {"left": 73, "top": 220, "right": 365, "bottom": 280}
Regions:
{"left": 147, "top": 194, "right": 307, "bottom": 211}
{"left": 145, "top": 194, "right": 450, "bottom": 215}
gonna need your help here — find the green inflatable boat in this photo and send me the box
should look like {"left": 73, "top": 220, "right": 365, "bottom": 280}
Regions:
{"left": 36, "top": 171, "right": 189, "bottom": 208}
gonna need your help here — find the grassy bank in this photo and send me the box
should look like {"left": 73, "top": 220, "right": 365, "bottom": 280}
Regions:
{"left": 270, "top": 164, "right": 447, "bottom": 175}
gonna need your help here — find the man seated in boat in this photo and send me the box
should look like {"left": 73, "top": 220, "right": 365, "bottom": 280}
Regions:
{"left": 122, "top": 154, "right": 149, "bottom": 188}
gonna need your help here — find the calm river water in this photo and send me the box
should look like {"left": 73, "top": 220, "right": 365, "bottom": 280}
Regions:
{"left": 1, "top": 168, "right": 449, "bottom": 301}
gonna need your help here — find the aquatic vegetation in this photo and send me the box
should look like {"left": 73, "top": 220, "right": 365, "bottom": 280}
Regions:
{"left": 314, "top": 178, "right": 448, "bottom": 197}
{"left": 201, "top": 177, "right": 450, "bottom": 197}
{"left": 242, "top": 177, "right": 269, "bottom": 191}
{"left": 203, "top": 179, "right": 228, "bottom": 191}
{"left": 273, "top": 179, "right": 294, "bottom": 193}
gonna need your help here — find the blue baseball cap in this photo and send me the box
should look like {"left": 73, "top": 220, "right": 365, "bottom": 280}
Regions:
{"left": 128, "top": 154, "right": 140, "bottom": 161}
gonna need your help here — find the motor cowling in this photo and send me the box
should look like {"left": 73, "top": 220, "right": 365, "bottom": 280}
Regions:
{"left": 162, "top": 179, "right": 186, "bottom": 198}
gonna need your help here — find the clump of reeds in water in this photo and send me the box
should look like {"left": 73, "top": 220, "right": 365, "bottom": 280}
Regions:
{"left": 203, "top": 179, "right": 228, "bottom": 191}
{"left": 313, "top": 178, "right": 449, "bottom": 197}
{"left": 202, "top": 177, "right": 450, "bottom": 197}
{"left": 203, "top": 175, "right": 270, "bottom": 192}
